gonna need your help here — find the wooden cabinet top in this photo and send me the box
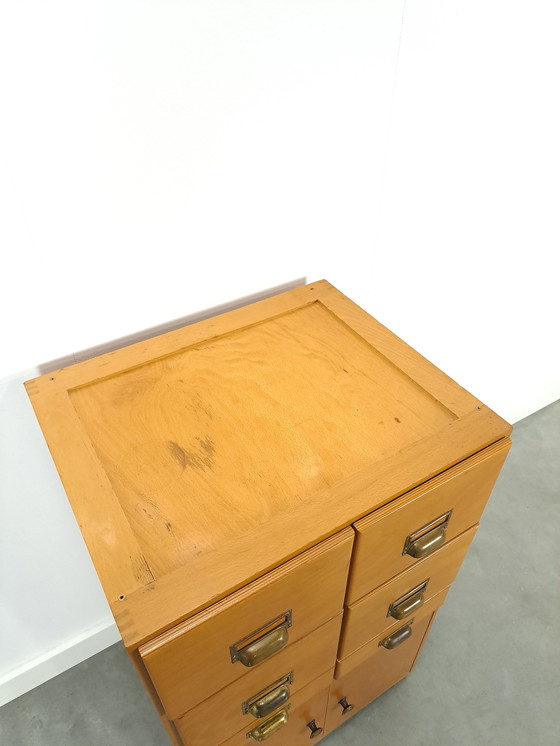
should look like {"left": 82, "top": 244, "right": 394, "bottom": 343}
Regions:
{"left": 25, "top": 280, "right": 511, "bottom": 647}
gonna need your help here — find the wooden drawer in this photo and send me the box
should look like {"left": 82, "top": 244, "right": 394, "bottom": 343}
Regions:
{"left": 175, "top": 615, "right": 341, "bottom": 746}
{"left": 346, "top": 440, "right": 510, "bottom": 603}
{"left": 218, "top": 670, "right": 331, "bottom": 746}
{"left": 339, "top": 525, "right": 476, "bottom": 658}
{"left": 140, "top": 529, "right": 353, "bottom": 719}
{"left": 336, "top": 587, "right": 448, "bottom": 678}
{"left": 326, "top": 613, "right": 435, "bottom": 732}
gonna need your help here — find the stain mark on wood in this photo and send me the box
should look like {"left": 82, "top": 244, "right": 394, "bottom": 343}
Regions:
{"left": 167, "top": 438, "right": 215, "bottom": 472}
{"left": 167, "top": 441, "right": 188, "bottom": 470}
{"left": 132, "top": 554, "right": 154, "bottom": 584}
{"left": 190, "top": 393, "right": 213, "bottom": 421}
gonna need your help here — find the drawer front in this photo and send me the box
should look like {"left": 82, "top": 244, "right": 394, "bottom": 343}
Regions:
{"left": 175, "top": 615, "right": 341, "bottom": 746}
{"left": 336, "top": 587, "right": 448, "bottom": 678}
{"left": 346, "top": 441, "right": 510, "bottom": 603}
{"left": 140, "top": 529, "right": 353, "bottom": 718}
{"left": 339, "top": 525, "right": 476, "bottom": 658}
{"left": 218, "top": 671, "right": 331, "bottom": 746}
{"left": 326, "top": 612, "right": 435, "bottom": 732}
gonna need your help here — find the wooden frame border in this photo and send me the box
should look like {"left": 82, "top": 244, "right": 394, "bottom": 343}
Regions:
{"left": 25, "top": 280, "right": 512, "bottom": 648}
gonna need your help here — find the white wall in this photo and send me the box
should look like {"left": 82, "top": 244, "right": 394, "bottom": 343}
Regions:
{"left": 375, "top": 0, "right": 560, "bottom": 423}
{"left": 1, "top": 0, "right": 558, "bottom": 705}
{"left": 0, "top": 369, "right": 121, "bottom": 705}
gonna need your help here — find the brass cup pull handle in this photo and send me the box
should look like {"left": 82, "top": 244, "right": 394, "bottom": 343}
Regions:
{"left": 380, "top": 622, "right": 413, "bottom": 650}
{"left": 389, "top": 590, "right": 425, "bottom": 620}
{"left": 248, "top": 710, "right": 289, "bottom": 741}
{"left": 231, "top": 612, "right": 292, "bottom": 667}
{"left": 406, "top": 526, "right": 446, "bottom": 558}
{"left": 237, "top": 625, "right": 289, "bottom": 667}
{"left": 306, "top": 720, "right": 324, "bottom": 739}
{"left": 248, "top": 684, "right": 291, "bottom": 719}
{"left": 403, "top": 511, "right": 452, "bottom": 559}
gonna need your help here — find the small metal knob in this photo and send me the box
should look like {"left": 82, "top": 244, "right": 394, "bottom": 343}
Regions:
{"left": 306, "top": 720, "right": 324, "bottom": 739}
{"left": 338, "top": 697, "right": 354, "bottom": 715}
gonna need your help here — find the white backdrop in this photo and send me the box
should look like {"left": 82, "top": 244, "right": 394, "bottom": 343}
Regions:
{"left": 1, "top": 0, "right": 558, "bottom": 705}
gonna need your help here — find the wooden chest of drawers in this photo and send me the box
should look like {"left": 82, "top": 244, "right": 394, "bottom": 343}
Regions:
{"left": 25, "top": 280, "right": 511, "bottom": 745}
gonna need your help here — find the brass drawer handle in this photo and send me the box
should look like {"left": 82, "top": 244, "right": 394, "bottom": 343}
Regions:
{"left": 237, "top": 626, "right": 289, "bottom": 667}
{"left": 230, "top": 611, "right": 292, "bottom": 667}
{"left": 247, "top": 682, "right": 291, "bottom": 719}
{"left": 388, "top": 581, "right": 428, "bottom": 620}
{"left": 403, "top": 511, "right": 452, "bottom": 559}
{"left": 380, "top": 622, "right": 413, "bottom": 649}
{"left": 248, "top": 709, "right": 289, "bottom": 741}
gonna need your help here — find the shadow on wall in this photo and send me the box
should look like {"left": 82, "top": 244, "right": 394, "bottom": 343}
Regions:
{"left": 38, "top": 277, "right": 307, "bottom": 375}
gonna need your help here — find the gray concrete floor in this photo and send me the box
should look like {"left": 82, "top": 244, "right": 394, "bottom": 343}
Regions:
{"left": 1, "top": 401, "right": 559, "bottom": 746}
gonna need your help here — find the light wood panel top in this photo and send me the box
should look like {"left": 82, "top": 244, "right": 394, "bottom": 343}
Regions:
{"left": 68, "top": 300, "right": 453, "bottom": 578}
{"left": 25, "top": 280, "right": 511, "bottom": 645}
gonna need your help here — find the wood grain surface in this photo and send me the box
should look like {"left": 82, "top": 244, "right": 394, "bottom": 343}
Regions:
{"left": 24, "top": 280, "right": 512, "bottom": 641}
{"left": 67, "top": 300, "right": 454, "bottom": 579}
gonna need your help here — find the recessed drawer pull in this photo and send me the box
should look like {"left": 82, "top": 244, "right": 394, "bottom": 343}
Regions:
{"left": 230, "top": 611, "right": 292, "bottom": 667}
{"left": 388, "top": 581, "right": 428, "bottom": 620}
{"left": 403, "top": 511, "right": 452, "bottom": 559}
{"left": 243, "top": 673, "right": 294, "bottom": 719}
{"left": 237, "top": 628, "right": 288, "bottom": 667}
{"left": 380, "top": 621, "right": 413, "bottom": 649}
{"left": 249, "top": 684, "right": 290, "bottom": 719}
{"left": 248, "top": 709, "right": 289, "bottom": 741}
